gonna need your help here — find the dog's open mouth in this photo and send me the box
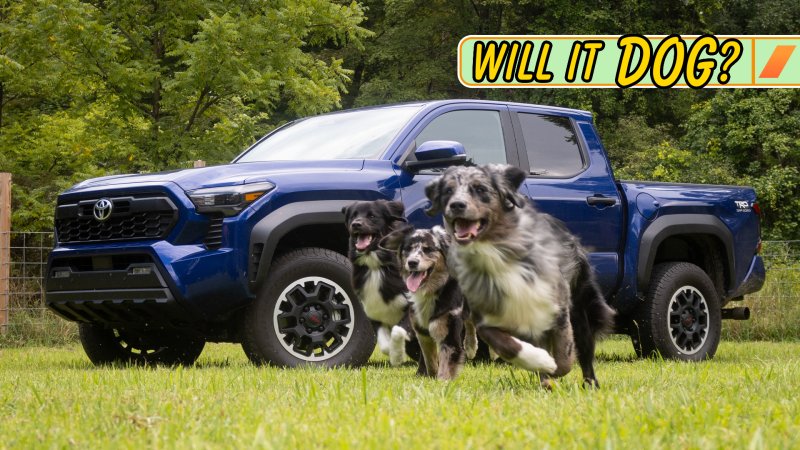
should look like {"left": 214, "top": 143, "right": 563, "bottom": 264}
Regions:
{"left": 452, "top": 218, "right": 488, "bottom": 243}
{"left": 354, "top": 234, "right": 375, "bottom": 251}
{"left": 405, "top": 268, "right": 432, "bottom": 293}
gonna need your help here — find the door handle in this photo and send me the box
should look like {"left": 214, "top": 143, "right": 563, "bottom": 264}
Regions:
{"left": 586, "top": 195, "right": 616, "bottom": 207}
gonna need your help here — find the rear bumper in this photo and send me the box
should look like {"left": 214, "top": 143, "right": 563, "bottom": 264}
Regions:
{"left": 728, "top": 255, "right": 766, "bottom": 299}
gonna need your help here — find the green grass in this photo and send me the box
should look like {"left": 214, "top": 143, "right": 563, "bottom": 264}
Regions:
{"left": 1, "top": 338, "right": 798, "bottom": 449}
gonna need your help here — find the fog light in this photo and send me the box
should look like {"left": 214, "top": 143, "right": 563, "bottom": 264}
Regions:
{"left": 130, "top": 267, "right": 152, "bottom": 275}
{"left": 52, "top": 270, "right": 70, "bottom": 279}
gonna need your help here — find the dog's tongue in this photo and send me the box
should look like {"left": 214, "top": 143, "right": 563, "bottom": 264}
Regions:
{"left": 355, "top": 235, "right": 373, "bottom": 251}
{"left": 454, "top": 219, "right": 481, "bottom": 239}
{"left": 405, "top": 271, "right": 426, "bottom": 293}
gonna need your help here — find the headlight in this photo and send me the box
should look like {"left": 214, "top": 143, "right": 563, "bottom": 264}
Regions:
{"left": 187, "top": 182, "right": 275, "bottom": 216}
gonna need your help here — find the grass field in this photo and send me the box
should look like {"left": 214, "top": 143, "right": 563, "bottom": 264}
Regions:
{"left": 1, "top": 338, "right": 798, "bottom": 449}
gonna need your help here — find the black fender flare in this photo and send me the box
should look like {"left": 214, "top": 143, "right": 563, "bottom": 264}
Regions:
{"left": 637, "top": 214, "right": 734, "bottom": 293}
{"left": 248, "top": 200, "right": 354, "bottom": 293}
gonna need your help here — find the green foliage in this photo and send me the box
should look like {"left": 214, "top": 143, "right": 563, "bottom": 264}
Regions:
{"left": 1, "top": 0, "right": 369, "bottom": 231}
{"left": 680, "top": 90, "right": 800, "bottom": 238}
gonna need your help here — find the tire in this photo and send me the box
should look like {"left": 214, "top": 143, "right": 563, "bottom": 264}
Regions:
{"left": 630, "top": 262, "right": 721, "bottom": 361}
{"left": 78, "top": 324, "right": 205, "bottom": 366}
{"left": 241, "top": 247, "right": 376, "bottom": 368}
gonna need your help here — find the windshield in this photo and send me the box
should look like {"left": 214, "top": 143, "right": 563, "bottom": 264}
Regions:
{"left": 236, "top": 105, "right": 422, "bottom": 162}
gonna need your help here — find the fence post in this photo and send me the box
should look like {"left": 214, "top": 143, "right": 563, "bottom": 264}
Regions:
{"left": 0, "top": 172, "right": 11, "bottom": 333}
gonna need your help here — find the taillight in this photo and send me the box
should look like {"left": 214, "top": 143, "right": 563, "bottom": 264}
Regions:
{"left": 756, "top": 240, "right": 762, "bottom": 254}
{"left": 752, "top": 202, "right": 762, "bottom": 217}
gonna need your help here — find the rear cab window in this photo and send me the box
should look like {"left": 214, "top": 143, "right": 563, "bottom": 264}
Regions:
{"left": 514, "top": 113, "right": 587, "bottom": 177}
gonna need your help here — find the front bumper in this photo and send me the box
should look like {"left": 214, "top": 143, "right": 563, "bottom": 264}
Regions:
{"left": 46, "top": 255, "right": 194, "bottom": 329}
{"left": 45, "top": 240, "right": 254, "bottom": 330}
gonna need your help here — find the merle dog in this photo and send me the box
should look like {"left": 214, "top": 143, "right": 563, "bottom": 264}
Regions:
{"left": 342, "top": 200, "right": 418, "bottom": 366}
{"left": 425, "top": 164, "right": 615, "bottom": 387}
{"left": 382, "top": 225, "right": 477, "bottom": 380}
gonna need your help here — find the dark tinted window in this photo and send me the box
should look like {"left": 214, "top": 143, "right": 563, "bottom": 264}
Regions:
{"left": 416, "top": 110, "right": 506, "bottom": 165}
{"left": 518, "top": 114, "right": 584, "bottom": 176}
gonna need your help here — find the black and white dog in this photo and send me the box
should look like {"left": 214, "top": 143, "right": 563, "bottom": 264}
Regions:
{"left": 381, "top": 226, "right": 477, "bottom": 380}
{"left": 342, "top": 200, "right": 418, "bottom": 366}
{"left": 425, "top": 164, "right": 615, "bottom": 387}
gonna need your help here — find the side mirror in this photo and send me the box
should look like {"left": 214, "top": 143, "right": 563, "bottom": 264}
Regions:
{"left": 403, "top": 140, "right": 467, "bottom": 172}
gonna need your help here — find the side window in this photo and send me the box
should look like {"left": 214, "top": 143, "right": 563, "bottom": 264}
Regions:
{"left": 517, "top": 113, "right": 585, "bottom": 177}
{"left": 415, "top": 110, "right": 506, "bottom": 165}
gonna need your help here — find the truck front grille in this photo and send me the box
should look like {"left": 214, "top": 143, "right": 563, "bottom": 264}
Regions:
{"left": 55, "top": 195, "right": 178, "bottom": 244}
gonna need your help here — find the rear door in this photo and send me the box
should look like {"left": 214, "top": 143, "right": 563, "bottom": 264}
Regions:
{"left": 508, "top": 107, "right": 623, "bottom": 295}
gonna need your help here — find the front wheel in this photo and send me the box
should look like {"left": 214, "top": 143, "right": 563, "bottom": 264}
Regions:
{"left": 630, "top": 262, "right": 721, "bottom": 361}
{"left": 79, "top": 324, "right": 205, "bottom": 366}
{"left": 241, "top": 248, "right": 376, "bottom": 368}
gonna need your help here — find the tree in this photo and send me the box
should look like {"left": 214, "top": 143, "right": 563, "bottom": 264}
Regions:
{"left": 0, "top": 0, "right": 369, "bottom": 231}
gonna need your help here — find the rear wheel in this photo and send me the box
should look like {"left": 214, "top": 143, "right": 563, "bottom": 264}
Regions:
{"left": 241, "top": 248, "right": 376, "bottom": 367}
{"left": 630, "top": 262, "right": 721, "bottom": 361}
{"left": 79, "top": 324, "right": 205, "bottom": 366}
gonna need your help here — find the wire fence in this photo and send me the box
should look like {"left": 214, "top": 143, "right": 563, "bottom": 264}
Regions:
{"left": 0, "top": 232, "right": 76, "bottom": 345}
{"left": 0, "top": 232, "right": 798, "bottom": 345}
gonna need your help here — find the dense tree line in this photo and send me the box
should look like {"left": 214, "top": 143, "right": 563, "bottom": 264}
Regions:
{"left": 1, "top": 0, "right": 798, "bottom": 238}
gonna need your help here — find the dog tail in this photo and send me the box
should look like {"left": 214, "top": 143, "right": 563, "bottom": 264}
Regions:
{"left": 573, "top": 258, "right": 616, "bottom": 338}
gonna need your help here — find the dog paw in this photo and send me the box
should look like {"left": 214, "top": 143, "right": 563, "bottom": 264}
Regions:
{"left": 465, "top": 345, "right": 477, "bottom": 360}
{"left": 377, "top": 326, "right": 392, "bottom": 355}
{"left": 389, "top": 350, "right": 405, "bottom": 367}
{"left": 510, "top": 339, "right": 557, "bottom": 374}
{"left": 583, "top": 377, "right": 600, "bottom": 389}
{"left": 388, "top": 326, "right": 409, "bottom": 366}
{"left": 391, "top": 325, "right": 410, "bottom": 341}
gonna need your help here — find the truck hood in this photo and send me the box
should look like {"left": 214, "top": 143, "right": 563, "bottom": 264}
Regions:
{"left": 68, "top": 160, "right": 366, "bottom": 193}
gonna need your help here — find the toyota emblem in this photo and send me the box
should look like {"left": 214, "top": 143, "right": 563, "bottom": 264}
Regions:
{"left": 93, "top": 198, "right": 113, "bottom": 221}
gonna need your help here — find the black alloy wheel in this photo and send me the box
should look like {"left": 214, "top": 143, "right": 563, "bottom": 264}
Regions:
{"left": 242, "top": 247, "right": 376, "bottom": 367}
{"left": 630, "top": 262, "right": 722, "bottom": 361}
{"left": 272, "top": 276, "right": 355, "bottom": 361}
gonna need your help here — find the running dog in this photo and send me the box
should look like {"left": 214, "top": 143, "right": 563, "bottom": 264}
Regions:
{"left": 425, "top": 164, "right": 615, "bottom": 387}
{"left": 381, "top": 225, "right": 477, "bottom": 380}
{"left": 342, "top": 200, "right": 418, "bottom": 366}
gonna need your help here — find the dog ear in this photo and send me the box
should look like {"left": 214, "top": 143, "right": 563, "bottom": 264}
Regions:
{"left": 489, "top": 165, "right": 527, "bottom": 211}
{"left": 424, "top": 177, "right": 443, "bottom": 217}
{"left": 385, "top": 200, "right": 406, "bottom": 222}
{"left": 380, "top": 200, "right": 407, "bottom": 232}
{"left": 431, "top": 225, "right": 451, "bottom": 251}
{"left": 379, "top": 225, "right": 411, "bottom": 252}
{"left": 341, "top": 203, "right": 353, "bottom": 222}
{"left": 503, "top": 165, "right": 526, "bottom": 191}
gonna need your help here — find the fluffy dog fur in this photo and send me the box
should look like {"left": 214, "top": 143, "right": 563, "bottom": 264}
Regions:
{"left": 381, "top": 226, "right": 478, "bottom": 380}
{"left": 425, "top": 164, "right": 615, "bottom": 387}
{"left": 342, "top": 200, "right": 418, "bottom": 366}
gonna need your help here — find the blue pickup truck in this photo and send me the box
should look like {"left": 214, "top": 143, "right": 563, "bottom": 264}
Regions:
{"left": 45, "top": 100, "right": 765, "bottom": 366}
